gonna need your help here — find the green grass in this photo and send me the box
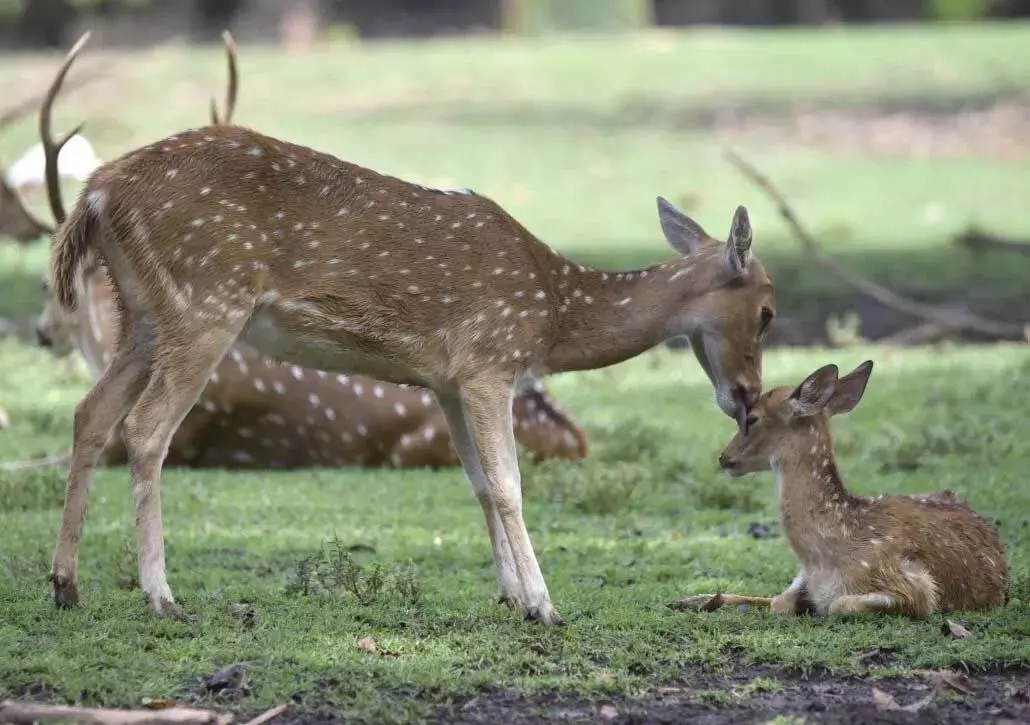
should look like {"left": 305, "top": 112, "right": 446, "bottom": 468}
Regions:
{"left": 1, "top": 22, "right": 1030, "bottom": 722}
{"left": 0, "top": 342, "right": 1028, "bottom": 720}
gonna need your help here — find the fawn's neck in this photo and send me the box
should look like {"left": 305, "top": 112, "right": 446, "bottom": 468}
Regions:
{"left": 541, "top": 252, "right": 711, "bottom": 373}
{"left": 771, "top": 423, "right": 857, "bottom": 558}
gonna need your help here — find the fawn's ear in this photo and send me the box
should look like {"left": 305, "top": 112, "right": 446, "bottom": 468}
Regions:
{"left": 787, "top": 364, "right": 839, "bottom": 418}
{"left": 827, "top": 360, "right": 874, "bottom": 416}
{"left": 657, "top": 196, "right": 708, "bottom": 255}
{"left": 724, "top": 205, "right": 753, "bottom": 275}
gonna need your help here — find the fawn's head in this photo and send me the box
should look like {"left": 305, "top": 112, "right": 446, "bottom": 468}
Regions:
{"left": 657, "top": 198, "right": 775, "bottom": 426}
{"left": 718, "top": 360, "right": 874, "bottom": 476}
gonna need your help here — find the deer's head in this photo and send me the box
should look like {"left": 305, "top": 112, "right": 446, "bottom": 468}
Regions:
{"left": 656, "top": 198, "right": 775, "bottom": 426}
{"left": 717, "top": 360, "right": 874, "bottom": 476}
{"left": 0, "top": 178, "right": 53, "bottom": 242}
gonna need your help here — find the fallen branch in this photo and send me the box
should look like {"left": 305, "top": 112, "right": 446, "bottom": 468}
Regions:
{"left": 955, "top": 227, "right": 1030, "bottom": 257}
{"left": 723, "top": 148, "right": 1030, "bottom": 343}
{"left": 0, "top": 700, "right": 232, "bottom": 725}
{"left": 241, "top": 704, "right": 289, "bottom": 725}
{"left": 1, "top": 451, "right": 71, "bottom": 472}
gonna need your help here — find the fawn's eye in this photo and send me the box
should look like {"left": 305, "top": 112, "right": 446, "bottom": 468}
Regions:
{"left": 745, "top": 415, "right": 758, "bottom": 430}
{"left": 759, "top": 307, "right": 775, "bottom": 336}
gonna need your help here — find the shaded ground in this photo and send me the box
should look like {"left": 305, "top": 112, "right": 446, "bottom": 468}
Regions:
{"left": 230, "top": 665, "right": 1030, "bottom": 724}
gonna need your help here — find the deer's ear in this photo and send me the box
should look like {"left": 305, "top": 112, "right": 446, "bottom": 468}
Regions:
{"left": 657, "top": 196, "right": 707, "bottom": 255}
{"left": 725, "top": 205, "right": 752, "bottom": 275}
{"left": 827, "top": 360, "right": 874, "bottom": 416}
{"left": 787, "top": 364, "right": 839, "bottom": 418}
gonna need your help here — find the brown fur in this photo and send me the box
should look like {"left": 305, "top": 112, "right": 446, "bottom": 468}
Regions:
{"left": 715, "top": 361, "right": 1009, "bottom": 618}
{"left": 43, "top": 35, "right": 775, "bottom": 625}
{"left": 37, "top": 265, "right": 588, "bottom": 469}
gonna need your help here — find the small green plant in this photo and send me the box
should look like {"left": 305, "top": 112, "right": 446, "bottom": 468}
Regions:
{"left": 285, "top": 536, "right": 424, "bottom": 606}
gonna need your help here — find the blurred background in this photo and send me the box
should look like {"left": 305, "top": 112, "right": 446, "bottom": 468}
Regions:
{"left": 2, "top": 0, "right": 1029, "bottom": 349}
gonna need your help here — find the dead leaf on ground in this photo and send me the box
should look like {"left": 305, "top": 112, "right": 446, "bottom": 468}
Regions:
{"left": 230, "top": 603, "right": 257, "bottom": 627}
{"left": 598, "top": 673, "right": 616, "bottom": 685}
{"left": 668, "top": 593, "right": 725, "bottom": 612}
{"left": 914, "top": 669, "right": 976, "bottom": 695}
{"left": 357, "top": 636, "right": 378, "bottom": 655}
{"left": 599, "top": 704, "right": 619, "bottom": 720}
{"left": 942, "top": 619, "right": 973, "bottom": 638}
{"left": 872, "top": 687, "right": 935, "bottom": 713}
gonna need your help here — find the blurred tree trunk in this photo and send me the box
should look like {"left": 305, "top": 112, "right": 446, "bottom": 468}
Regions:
{"left": 14, "top": 0, "right": 75, "bottom": 48}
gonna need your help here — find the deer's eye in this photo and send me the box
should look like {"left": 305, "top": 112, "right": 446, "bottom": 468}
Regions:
{"left": 759, "top": 307, "right": 775, "bottom": 336}
{"left": 745, "top": 415, "right": 759, "bottom": 430}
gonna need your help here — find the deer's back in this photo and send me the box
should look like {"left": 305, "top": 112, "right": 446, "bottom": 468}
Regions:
{"left": 88, "top": 126, "right": 560, "bottom": 380}
{"left": 870, "top": 493, "right": 1008, "bottom": 608}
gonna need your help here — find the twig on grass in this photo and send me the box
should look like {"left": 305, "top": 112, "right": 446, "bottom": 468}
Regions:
{"left": 0, "top": 700, "right": 232, "bottom": 725}
{"left": 241, "top": 704, "right": 289, "bottom": 725}
{"left": 723, "top": 148, "right": 1030, "bottom": 343}
{"left": 1, "top": 451, "right": 71, "bottom": 472}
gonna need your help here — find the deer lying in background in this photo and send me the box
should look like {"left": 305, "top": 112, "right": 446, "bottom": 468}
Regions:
{"left": 31, "top": 33, "right": 585, "bottom": 470}
{"left": 46, "top": 32, "right": 775, "bottom": 625}
{"left": 679, "top": 360, "right": 1009, "bottom": 618}
{"left": 37, "top": 268, "right": 588, "bottom": 468}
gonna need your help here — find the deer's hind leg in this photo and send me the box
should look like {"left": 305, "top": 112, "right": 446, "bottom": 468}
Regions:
{"left": 51, "top": 314, "right": 155, "bottom": 609}
{"left": 120, "top": 321, "right": 246, "bottom": 619}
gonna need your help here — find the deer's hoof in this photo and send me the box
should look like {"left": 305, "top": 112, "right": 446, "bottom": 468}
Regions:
{"left": 148, "top": 597, "right": 194, "bottom": 622}
{"left": 50, "top": 572, "right": 79, "bottom": 609}
{"left": 525, "top": 604, "right": 566, "bottom": 627}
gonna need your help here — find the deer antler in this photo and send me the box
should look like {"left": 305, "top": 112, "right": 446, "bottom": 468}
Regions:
{"left": 210, "top": 31, "right": 239, "bottom": 126}
{"left": 40, "top": 31, "right": 92, "bottom": 226}
{"left": 0, "top": 92, "right": 56, "bottom": 240}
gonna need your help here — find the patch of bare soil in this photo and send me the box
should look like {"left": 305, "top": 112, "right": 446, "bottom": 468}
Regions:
{"left": 440, "top": 668, "right": 1030, "bottom": 725}
{"left": 259, "top": 665, "right": 1030, "bottom": 725}
{"left": 703, "top": 100, "right": 1030, "bottom": 162}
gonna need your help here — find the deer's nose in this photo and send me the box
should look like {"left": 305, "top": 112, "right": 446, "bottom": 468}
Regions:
{"left": 35, "top": 326, "right": 52, "bottom": 348}
{"left": 718, "top": 453, "right": 733, "bottom": 469}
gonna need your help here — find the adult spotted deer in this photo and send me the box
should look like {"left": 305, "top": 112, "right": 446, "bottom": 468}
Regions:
{"left": 680, "top": 361, "right": 1009, "bottom": 617}
{"left": 47, "top": 33, "right": 774, "bottom": 625}
{"left": 33, "top": 33, "right": 586, "bottom": 470}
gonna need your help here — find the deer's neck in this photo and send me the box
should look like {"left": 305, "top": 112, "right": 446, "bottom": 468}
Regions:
{"left": 541, "top": 255, "right": 705, "bottom": 373}
{"left": 772, "top": 426, "right": 857, "bottom": 563}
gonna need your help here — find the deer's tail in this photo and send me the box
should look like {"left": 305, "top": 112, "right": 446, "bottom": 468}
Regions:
{"left": 51, "top": 189, "right": 103, "bottom": 311}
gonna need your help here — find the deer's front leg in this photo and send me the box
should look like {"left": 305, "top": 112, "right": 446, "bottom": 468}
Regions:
{"left": 438, "top": 381, "right": 562, "bottom": 625}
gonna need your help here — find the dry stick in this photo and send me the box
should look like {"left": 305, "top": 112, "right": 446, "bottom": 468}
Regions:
{"left": 723, "top": 148, "right": 1030, "bottom": 343}
{"left": 0, "top": 700, "right": 232, "bottom": 725}
{"left": 955, "top": 228, "right": 1030, "bottom": 258}
{"left": 1, "top": 451, "right": 71, "bottom": 472}
{"left": 241, "top": 704, "right": 289, "bottom": 725}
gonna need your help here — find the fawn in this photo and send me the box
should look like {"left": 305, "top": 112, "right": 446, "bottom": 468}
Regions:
{"left": 45, "top": 34, "right": 775, "bottom": 625}
{"left": 683, "top": 360, "right": 1009, "bottom": 618}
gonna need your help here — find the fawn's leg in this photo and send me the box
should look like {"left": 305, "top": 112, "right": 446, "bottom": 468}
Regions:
{"left": 672, "top": 593, "right": 773, "bottom": 610}
{"left": 770, "top": 573, "right": 811, "bottom": 615}
{"left": 827, "top": 593, "right": 899, "bottom": 616}
{"left": 121, "top": 327, "right": 241, "bottom": 619}
{"left": 439, "top": 379, "right": 561, "bottom": 624}
{"left": 51, "top": 330, "right": 153, "bottom": 609}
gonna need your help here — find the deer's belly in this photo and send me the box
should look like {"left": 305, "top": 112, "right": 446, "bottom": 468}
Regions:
{"left": 240, "top": 302, "right": 429, "bottom": 386}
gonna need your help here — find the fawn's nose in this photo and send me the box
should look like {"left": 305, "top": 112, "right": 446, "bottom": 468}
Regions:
{"left": 718, "top": 453, "right": 733, "bottom": 469}
{"left": 35, "top": 325, "right": 52, "bottom": 348}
